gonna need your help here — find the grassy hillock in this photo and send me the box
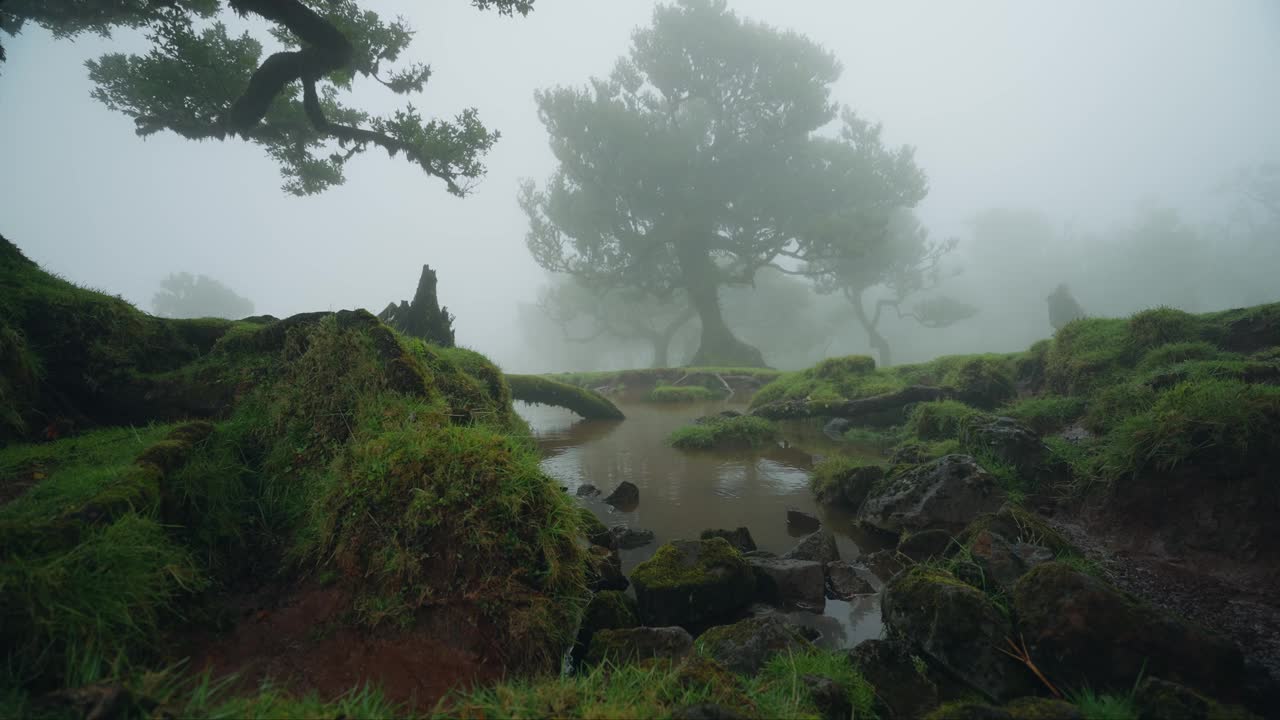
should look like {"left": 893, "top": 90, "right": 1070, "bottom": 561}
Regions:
{"left": 780, "top": 301, "right": 1280, "bottom": 557}
{"left": 0, "top": 236, "right": 589, "bottom": 716}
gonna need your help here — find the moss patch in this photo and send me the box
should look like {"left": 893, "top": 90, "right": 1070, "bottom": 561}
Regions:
{"left": 507, "top": 373, "right": 625, "bottom": 419}
{"left": 669, "top": 415, "right": 778, "bottom": 451}
{"left": 646, "top": 384, "right": 725, "bottom": 403}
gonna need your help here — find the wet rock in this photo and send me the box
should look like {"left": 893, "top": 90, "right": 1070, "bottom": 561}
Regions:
{"left": 671, "top": 703, "right": 749, "bottom": 720}
{"left": 822, "top": 417, "right": 852, "bottom": 440}
{"left": 586, "top": 545, "right": 628, "bottom": 592}
{"left": 826, "top": 561, "right": 876, "bottom": 599}
{"left": 889, "top": 443, "right": 927, "bottom": 465}
{"left": 1013, "top": 562, "right": 1246, "bottom": 701}
{"left": 899, "top": 528, "right": 956, "bottom": 562}
{"left": 860, "top": 549, "right": 908, "bottom": 582}
{"left": 849, "top": 639, "right": 939, "bottom": 719}
{"left": 802, "top": 674, "right": 851, "bottom": 720}
{"left": 611, "top": 525, "right": 655, "bottom": 550}
{"left": 783, "top": 530, "right": 840, "bottom": 565}
{"left": 747, "top": 556, "right": 825, "bottom": 611}
{"left": 574, "top": 590, "right": 639, "bottom": 659}
{"left": 696, "top": 614, "right": 812, "bottom": 675}
{"left": 742, "top": 549, "right": 776, "bottom": 559}
{"left": 701, "top": 527, "right": 757, "bottom": 552}
{"left": 604, "top": 480, "right": 640, "bottom": 508}
{"left": 860, "top": 455, "right": 1004, "bottom": 535}
{"left": 961, "top": 416, "right": 1046, "bottom": 473}
{"left": 631, "top": 538, "right": 755, "bottom": 627}
{"left": 961, "top": 504, "right": 1076, "bottom": 556}
{"left": 579, "top": 507, "right": 617, "bottom": 550}
{"left": 576, "top": 483, "right": 601, "bottom": 497}
{"left": 814, "top": 463, "right": 885, "bottom": 510}
{"left": 1133, "top": 677, "right": 1260, "bottom": 720}
{"left": 967, "top": 530, "right": 1051, "bottom": 591}
{"left": 883, "top": 566, "right": 1030, "bottom": 702}
{"left": 585, "top": 626, "right": 693, "bottom": 665}
{"left": 786, "top": 508, "right": 821, "bottom": 534}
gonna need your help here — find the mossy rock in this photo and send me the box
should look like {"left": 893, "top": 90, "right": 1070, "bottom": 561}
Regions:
{"left": 859, "top": 455, "right": 1005, "bottom": 535}
{"left": 669, "top": 415, "right": 778, "bottom": 451}
{"left": 585, "top": 626, "right": 693, "bottom": 666}
{"left": 849, "top": 638, "right": 940, "bottom": 719}
{"left": 695, "top": 614, "right": 812, "bottom": 675}
{"left": 575, "top": 590, "right": 639, "bottom": 657}
{"left": 944, "top": 356, "right": 1017, "bottom": 409}
{"left": 924, "top": 701, "right": 1013, "bottom": 719}
{"left": 810, "top": 458, "right": 884, "bottom": 510}
{"left": 508, "top": 374, "right": 625, "bottom": 420}
{"left": 632, "top": 538, "right": 756, "bottom": 628}
{"left": 960, "top": 504, "right": 1075, "bottom": 557}
{"left": 813, "top": 355, "right": 876, "bottom": 379}
{"left": 1133, "top": 677, "right": 1260, "bottom": 720}
{"left": 1013, "top": 563, "right": 1245, "bottom": 699}
{"left": 882, "top": 566, "right": 1030, "bottom": 702}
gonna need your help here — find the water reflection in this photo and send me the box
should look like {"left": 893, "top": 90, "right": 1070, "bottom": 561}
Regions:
{"left": 517, "top": 398, "right": 888, "bottom": 649}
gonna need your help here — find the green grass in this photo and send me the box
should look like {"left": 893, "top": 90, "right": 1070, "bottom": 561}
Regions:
{"left": 999, "top": 395, "right": 1086, "bottom": 434}
{"left": 441, "top": 648, "right": 874, "bottom": 719}
{"left": 669, "top": 415, "right": 779, "bottom": 450}
{"left": 906, "top": 400, "right": 984, "bottom": 441}
{"left": 646, "top": 384, "right": 725, "bottom": 403}
{"left": 1100, "top": 378, "right": 1280, "bottom": 480}
{"left": 1066, "top": 687, "right": 1139, "bottom": 720}
{"left": 1136, "top": 341, "right": 1225, "bottom": 372}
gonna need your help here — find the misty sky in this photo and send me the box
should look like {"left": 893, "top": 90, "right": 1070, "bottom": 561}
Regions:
{"left": 2, "top": 1, "right": 1278, "bottom": 371}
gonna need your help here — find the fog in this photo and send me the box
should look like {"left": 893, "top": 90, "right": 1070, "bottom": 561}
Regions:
{"left": 2, "top": 0, "right": 1278, "bottom": 373}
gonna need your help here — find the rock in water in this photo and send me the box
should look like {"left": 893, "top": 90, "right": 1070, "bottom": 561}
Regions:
{"left": 700, "top": 527, "right": 757, "bottom": 552}
{"left": 882, "top": 566, "right": 1031, "bottom": 701}
{"left": 631, "top": 538, "right": 755, "bottom": 627}
{"left": 859, "top": 549, "right": 907, "bottom": 582}
{"left": 786, "top": 508, "right": 821, "bottom": 534}
{"left": 696, "top": 615, "right": 813, "bottom": 675}
{"left": 585, "top": 626, "right": 693, "bottom": 665}
{"left": 747, "top": 556, "right": 825, "bottom": 611}
{"left": 825, "top": 561, "right": 875, "bottom": 599}
{"left": 610, "top": 525, "right": 656, "bottom": 550}
{"left": 859, "top": 455, "right": 1004, "bottom": 535}
{"left": 576, "top": 483, "right": 601, "bottom": 497}
{"left": 813, "top": 464, "right": 884, "bottom": 510}
{"left": 604, "top": 480, "right": 640, "bottom": 508}
{"left": 783, "top": 530, "right": 840, "bottom": 565}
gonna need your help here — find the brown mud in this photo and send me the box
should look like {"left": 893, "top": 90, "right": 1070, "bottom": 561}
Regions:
{"left": 176, "top": 583, "right": 504, "bottom": 710}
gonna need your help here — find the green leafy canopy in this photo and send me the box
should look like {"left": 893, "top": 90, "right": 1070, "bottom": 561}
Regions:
{"left": 1, "top": 0, "right": 536, "bottom": 195}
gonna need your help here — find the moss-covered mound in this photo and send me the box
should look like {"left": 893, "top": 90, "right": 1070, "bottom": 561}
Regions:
{"left": 646, "top": 384, "right": 726, "bottom": 403}
{"left": 507, "top": 373, "right": 625, "bottom": 419}
{"left": 669, "top": 415, "right": 779, "bottom": 450}
{"left": 631, "top": 538, "right": 756, "bottom": 627}
{"left": 0, "top": 237, "right": 590, "bottom": 714}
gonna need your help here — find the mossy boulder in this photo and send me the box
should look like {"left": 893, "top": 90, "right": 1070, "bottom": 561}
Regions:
{"left": 1013, "top": 563, "right": 1245, "bottom": 700}
{"left": 960, "top": 504, "right": 1076, "bottom": 557}
{"left": 700, "top": 527, "right": 757, "bottom": 552}
{"left": 810, "top": 460, "right": 884, "bottom": 510}
{"left": 585, "top": 626, "right": 693, "bottom": 666}
{"left": 960, "top": 416, "right": 1058, "bottom": 484}
{"left": 696, "top": 614, "right": 813, "bottom": 675}
{"left": 1133, "top": 677, "right": 1261, "bottom": 720}
{"left": 782, "top": 530, "right": 840, "bottom": 565}
{"left": 576, "top": 590, "right": 639, "bottom": 648}
{"left": 859, "top": 455, "right": 1005, "bottom": 535}
{"left": 964, "top": 529, "right": 1053, "bottom": 591}
{"left": 898, "top": 528, "right": 956, "bottom": 562}
{"left": 882, "top": 567, "right": 1030, "bottom": 702}
{"left": 631, "top": 538, "right": 756, "bottom": 628}
{"left": 849, "top": 638, "right": 940, "bottom": 719}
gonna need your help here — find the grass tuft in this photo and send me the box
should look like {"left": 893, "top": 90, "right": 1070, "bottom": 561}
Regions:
{"left": 669, "top": 415, "right": 779, "bottom": 451}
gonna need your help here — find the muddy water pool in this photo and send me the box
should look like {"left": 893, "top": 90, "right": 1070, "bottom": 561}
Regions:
{"left": 516, "top": 398, "right": 893, "bottom": 649}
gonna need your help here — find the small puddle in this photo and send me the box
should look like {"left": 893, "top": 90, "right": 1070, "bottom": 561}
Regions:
{"left": 517, "top": 398, "right": 893, "bottom": 649}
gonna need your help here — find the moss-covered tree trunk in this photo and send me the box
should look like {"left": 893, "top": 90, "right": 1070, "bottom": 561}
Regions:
{"left": 679, "top": 239, "right": 766, "bottom": 368}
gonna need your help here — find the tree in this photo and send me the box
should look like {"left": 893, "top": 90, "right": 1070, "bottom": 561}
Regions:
{"left": 379, "top": 265, "right": 455, "bottom": 347}
{"left": 797, "top": 115, "right": 962, "bottom": 367}
{"left": 1, "top": 0, "right": 533, "bottom": 195}
{"left": 537, "top": 278, "right": 695, "bottom": 368}
{"left": 152, "top": 271, "right": 254, "bottom": 318}
{"left": 521, "top": 0, "right": 843, "bottom": 368}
